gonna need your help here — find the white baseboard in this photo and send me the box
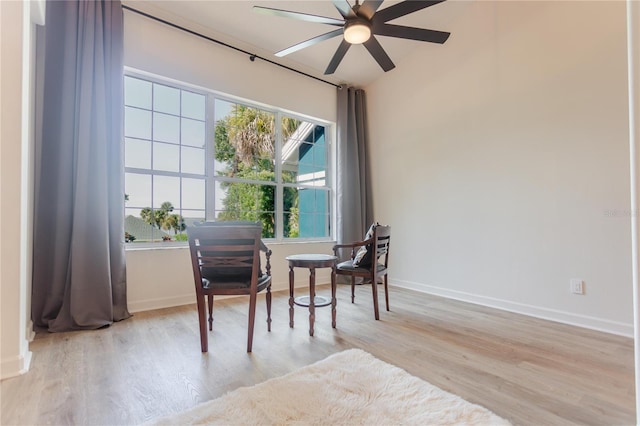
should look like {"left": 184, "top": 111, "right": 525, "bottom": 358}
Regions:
{"left": 393, "top": 279, "right": 633, "bottom": 338}
{"left": 26, "top": 319, "right": 35, "bottom": 342}
{"left": 128, "top": 295, "right": 195, "bottom": 313}
{"left": 0, "top": 350, "right": 32, "bottom": 381}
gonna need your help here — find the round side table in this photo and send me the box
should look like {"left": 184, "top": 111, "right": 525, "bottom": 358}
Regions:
{"left": 286, "top": 253, "right": 337, "bottom": 336}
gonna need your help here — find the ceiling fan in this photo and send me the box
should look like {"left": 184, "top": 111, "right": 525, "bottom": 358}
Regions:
{"left": 253, "top": 0, "right": 451, "bottom": 75}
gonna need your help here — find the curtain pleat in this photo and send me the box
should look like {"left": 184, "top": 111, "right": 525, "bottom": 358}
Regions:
{"left": 336, "top": 87, "right": 374, "bottom": 247}
{"left": 32, "top": 0, "right": 130, "bottom": 331}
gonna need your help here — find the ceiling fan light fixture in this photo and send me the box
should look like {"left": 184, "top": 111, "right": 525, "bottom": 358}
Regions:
{"left": 343, "top": 20, "right": 371, "bottom": 44}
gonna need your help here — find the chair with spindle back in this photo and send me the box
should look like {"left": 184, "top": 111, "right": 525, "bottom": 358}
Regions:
{"left": 188, "top": 222, "right": 272, "bottom": 352}
{"left": 332, "top": 224, "right": 391, "bottom": 320}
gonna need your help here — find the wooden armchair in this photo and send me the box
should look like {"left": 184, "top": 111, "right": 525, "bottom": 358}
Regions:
{"left": 333, "top": 224, "right": 391, "bottom": 320}
{"left": 188, "top": 222, "right": 272, "bottom": 352}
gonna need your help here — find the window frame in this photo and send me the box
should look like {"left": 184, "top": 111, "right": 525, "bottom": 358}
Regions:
{"left": 123, "top": 69, "right": 335, "bottom": 248}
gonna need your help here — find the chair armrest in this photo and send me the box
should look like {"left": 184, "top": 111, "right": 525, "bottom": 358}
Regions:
{"left": 332, "top": 241, "right": 362, "bottom": 251}
{"left": 264, "top": 248, "right": 272, "bottom": 276}
{"left": 332, "top": 237, "right": 373, "bottom": 251}
{"left": 259, "top": 240, "right": 272, "bottom": 276}
{"left": 332, "top": 238, "right": 373, "bottom": 259}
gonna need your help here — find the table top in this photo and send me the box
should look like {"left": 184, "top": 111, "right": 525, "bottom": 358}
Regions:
{"left": 286, "top": 253, "right": 337, "bottom": 268}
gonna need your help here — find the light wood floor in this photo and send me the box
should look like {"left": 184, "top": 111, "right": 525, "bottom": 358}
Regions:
{"left": 1, "top": 285, "right": 635, "bottom": 425}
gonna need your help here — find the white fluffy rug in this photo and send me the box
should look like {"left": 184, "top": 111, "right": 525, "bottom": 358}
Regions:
{"left": 149, "top": 349, "right": 510, "bottom": 425}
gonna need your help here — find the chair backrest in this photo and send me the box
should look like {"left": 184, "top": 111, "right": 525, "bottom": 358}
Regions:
{"left": 188, "top": 223, "right": 263, "bottom": 291}
{"left": 372, "top": 225, "right": 391, "bottom": 267}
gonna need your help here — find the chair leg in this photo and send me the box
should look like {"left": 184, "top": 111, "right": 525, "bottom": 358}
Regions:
{"left": 384, "top": 274, "right": 390, "bottom": 311}
{"left": 196, "top": 295, "right": 208, "bottom": 352}
{"left": 266, "top": 284, "right": 272, "bottom": 332}
{"left": 371, "top": 274, "right": 380, "bottom": 320}
{"left": 351, "top": 276, "right": 356, "bottom": 303}
{"left": 207, "top": 294, "right": 214, "bottom": 331}
{"left": 247, "top": 292, "right": 257, "bottom": 352}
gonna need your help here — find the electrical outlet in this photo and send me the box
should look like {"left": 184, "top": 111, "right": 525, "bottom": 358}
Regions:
{"left": 570, "top": 279, "right": 584, "bottom": 295}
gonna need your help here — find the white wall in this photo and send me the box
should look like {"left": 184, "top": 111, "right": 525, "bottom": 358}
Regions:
{"left": 627, "top": 0, "right": 640, "bottom": 415}
{"left": 0, "top": 0, "right": 37, "bottom": 380}
{"left": 123, "top": 10, "right": 338, "bottom": 311}
{"left": 366, "top": 1, "right": 632, "bottom": 335}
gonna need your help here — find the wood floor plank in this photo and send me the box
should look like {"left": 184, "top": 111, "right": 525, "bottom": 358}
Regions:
{"left": 1, "top": 285, "right": 634, "bottom": 425}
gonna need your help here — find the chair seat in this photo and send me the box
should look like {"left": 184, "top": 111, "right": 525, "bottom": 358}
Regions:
{"left": 336, "top": 260, "right": 387, "bottom": 274}
{"left": 202, "top": 274, "right": 271, "bottom": 290}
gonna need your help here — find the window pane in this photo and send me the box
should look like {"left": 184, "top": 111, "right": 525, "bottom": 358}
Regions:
{"left": 153, "top": 112, "right": 180, "bottom": 144}
{"left": 153, "top": 84, "right": 180, "bottom": 115}
{"left": 297, "top": 211, "right": 330, "bottom": 238}
{"left": 153, "top": 175, "right": 180, "bottom": 209}
{"left": 161, "top": 211, "right": 187, "bottom": 240}
{"left": 282, "top": 117, "right": 309, "bottom": 142}
{"left": 182, "top": 211, "right": 205, "bottom": 223}
{"left": 182, "top": 91, "right": 205, "bottom": 120}
{"left": 125, "top": 207, "right": 165, "bottom": 243}
{"left": 153, "top": 142, "right": 179, "bottom": 172}
{"left": 213, "top": 104, "right": 275, "bottom": 182}
{"left": 213, "top": 156, "right": 233, "bottom": 176}
{"left": 298, "top": 188, "right": 328, "bottom": 213}
{"left": 124, "top": 174, "right": 166, "bottom": 242}
{"left": 125, "top": 173, "right": 151, "bottom": 208}
{"left": 284, "top": 187, "right": 329, "bottom": 238}
{"left": 300, "top": 141, "right": 321, "bottom": 167}
{"left": 124, "top": 76, "right": 151, "bottom": 109}
{"left": 181, "top": 118, "right": 205, "bottom": 148}
{"left": 213, "top": 100, "right": 235, "bottom": 174}
{"left": 296, "top": 166, "right": 326, "bottom": 187}
{"left": 181, "top": 146, "right": 204, "bottom": 175}
{"left": 281, "top": 121, "right": 327, "bottom": 185}
{"left": 125, "top": 107, "right": 151, "bottom": 140}
{"left": 125, "top": 138, "right": 151, "bottom": 169}
{"left": 125, "top": 208, "right": 142, "bottom": 217}
{"left": 283, "top": 158, "right": 328, "bottom": 185}
{"left": 214, "top": 99, "right": 234, "bottom": 122}
{"left": 182, "top": 178, "right": 205, "bottom": 210}
{"left": 214, "top": 181, "right": 276, "bottom": 238}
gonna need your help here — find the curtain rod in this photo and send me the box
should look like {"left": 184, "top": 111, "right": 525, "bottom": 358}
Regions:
{"left": 122, "top": 5, "right": 343, "bottom": 89}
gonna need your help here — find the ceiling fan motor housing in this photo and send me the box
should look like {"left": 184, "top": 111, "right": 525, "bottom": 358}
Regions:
{"left": 343, "top": 18, "right": 372, "bottom": 44}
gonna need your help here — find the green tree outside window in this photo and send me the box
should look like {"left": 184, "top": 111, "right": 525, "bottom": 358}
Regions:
{"left": 215, "top": 105, "right": 300, "bottom": 238}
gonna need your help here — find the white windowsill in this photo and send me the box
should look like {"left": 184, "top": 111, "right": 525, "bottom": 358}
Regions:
{"left": 125, "top": 238, "right": 336, "bottom": 251}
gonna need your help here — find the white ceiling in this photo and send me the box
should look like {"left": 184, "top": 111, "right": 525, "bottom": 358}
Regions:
{"left": 122, "top": 0, "right": 469, "bottom": 87}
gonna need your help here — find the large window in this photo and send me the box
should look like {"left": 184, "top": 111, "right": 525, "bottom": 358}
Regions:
{"left": 124, "top": 73, "right": 332, "bottom": 243}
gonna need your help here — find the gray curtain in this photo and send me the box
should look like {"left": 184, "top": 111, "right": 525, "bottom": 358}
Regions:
{"left": 336, "top": 87, "right": 374, "bottom": 247}
{"left": 32, "top": 0, "right": 130, "bottom": 332}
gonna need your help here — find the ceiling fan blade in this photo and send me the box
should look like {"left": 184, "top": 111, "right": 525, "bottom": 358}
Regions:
{"left": 333, "top": 0, "right": 356, "bottom": 19}
{"left": 363, "top": 36, "right": 395, "bottom": 72}
{"left": 373, "top": 0, "right": 446, "bottom": 23}
{"left": 373, "top": 23, "right": 450, "bottom": 43}
{"left": 325, "top": 40, "right": 352, "bottom": 75}
{"left": 275, "top": 29, "right": 344, "bottom": 57}
{"left": 358, "top": 0, "right": 384, "bottom": 20}
{"left": 253, "top": 6, "right": 344, "bottom": 26}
